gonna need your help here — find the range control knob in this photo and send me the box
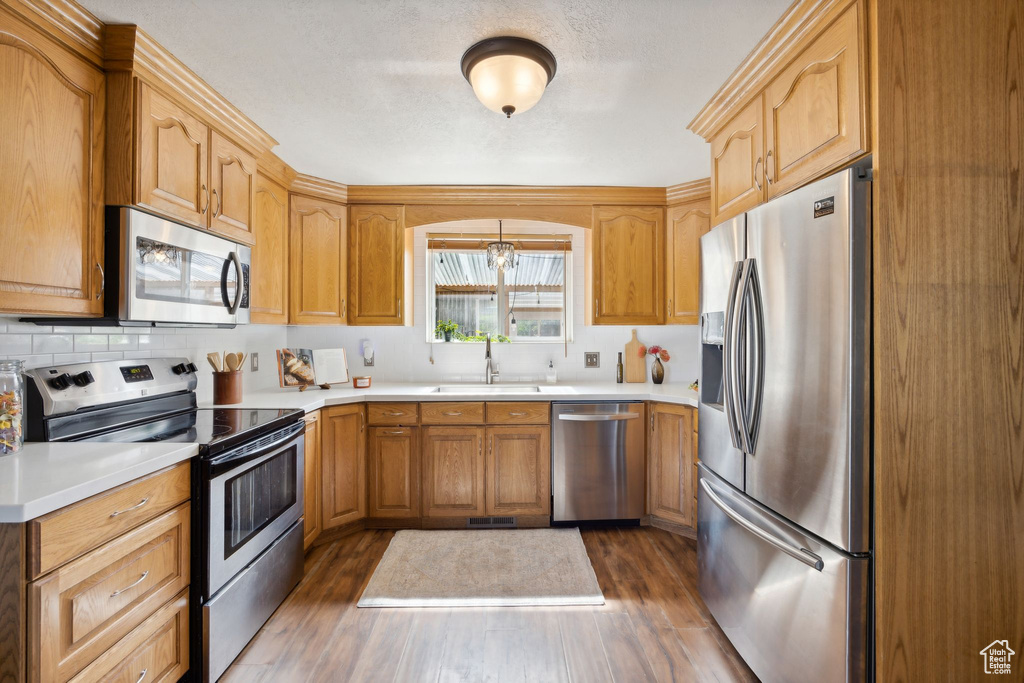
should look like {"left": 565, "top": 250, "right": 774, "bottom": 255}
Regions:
{"left": 73, "top": 371, "right": 95, "bottom": 387}
{"left": 49, "top": 373, "right": 73, "bottom": 390}
{"left": 172, "top": 363, "right": 188, "bottom": 375}
{"left": 186, "top": 362, "right": 198, "bottom": 373}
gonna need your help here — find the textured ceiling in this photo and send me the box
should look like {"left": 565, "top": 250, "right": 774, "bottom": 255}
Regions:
{"left": 82, "top": 0, "right": 791, "bottom": 186}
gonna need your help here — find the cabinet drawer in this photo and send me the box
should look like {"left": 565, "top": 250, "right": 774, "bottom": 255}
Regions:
{"left": 368, "top": 403, "right": 419, "bottom": 425}
{"left": 420, "top": 402, "right": 484, "bottom": 425}
{"left": 29, "top": 463, "right": 190, "bottom": 578}
{"left": 486, "top": 402, "right": 550, "bottom": 425}
{"left": 68, "top": 590, "right": 188, "bottom": 683}
{"left": 30, "top": 504, "right": 190, "bottom": 683}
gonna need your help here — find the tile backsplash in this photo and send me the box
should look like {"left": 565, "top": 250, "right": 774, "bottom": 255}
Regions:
{"left": 0, "top": 318, "right": 288, "bottom": 402}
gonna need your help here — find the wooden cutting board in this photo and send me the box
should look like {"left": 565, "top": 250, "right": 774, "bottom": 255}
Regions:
{"left": 624, "top": 329, "right": 646, "bottom": 383}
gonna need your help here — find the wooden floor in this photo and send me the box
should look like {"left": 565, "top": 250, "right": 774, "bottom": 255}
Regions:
{"left": 222, "top": 527, "right": 759, "bottom": 682}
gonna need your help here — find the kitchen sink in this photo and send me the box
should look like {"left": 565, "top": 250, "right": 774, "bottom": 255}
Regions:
{"left": 433, "top": 385, "right": 541, "bottom": 393}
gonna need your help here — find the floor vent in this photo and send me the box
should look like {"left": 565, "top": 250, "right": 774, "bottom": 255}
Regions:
{"left": 467, "top": 516, "right": 517, "bottom": 529}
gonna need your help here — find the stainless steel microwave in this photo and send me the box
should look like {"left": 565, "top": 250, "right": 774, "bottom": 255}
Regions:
{"left": 110, "top": 206, "right": 250, "bottom": 327}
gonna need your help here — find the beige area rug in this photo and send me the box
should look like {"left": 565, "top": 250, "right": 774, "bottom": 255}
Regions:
{"left": 357, "top": 528, "right": 605, "bottom": 608}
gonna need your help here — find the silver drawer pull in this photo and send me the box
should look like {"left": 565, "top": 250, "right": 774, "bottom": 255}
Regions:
{"left": 385, "top": 411, "right": 404, "bottom": 416}
{"left": 383, "top": 430, "right": 405, "bottom": 435}
{"left": 136, "top": 669, "right": 148, "bottom": 683}
{"left": 443, "top": 411, "right": 463, "bottom": 416}
{"left": 109, "top": 497, "right": 149, "bottom": 517}
{"left": 110, "top": 570, "right": 150, "bottom": 597}
{"left": 508, "top": 412, "right": 528, "bottom": 416}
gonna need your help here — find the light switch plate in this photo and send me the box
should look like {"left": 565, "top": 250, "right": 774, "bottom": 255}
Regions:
{"left": 584, "top": 352, "right": 600, "bottom": 368}
{"left": 250, "top": 352, "right": 259, "bottom": 371}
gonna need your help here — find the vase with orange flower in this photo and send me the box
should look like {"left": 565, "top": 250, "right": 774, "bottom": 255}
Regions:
{"left": 641, "top": 345, "right": 671, "bottom": 384}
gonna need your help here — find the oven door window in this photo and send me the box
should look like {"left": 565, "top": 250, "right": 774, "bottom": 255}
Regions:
{"left": 224, "top": 447, "right": 297, "bottom": 558}
{"left": 135, "top": 236, "right": 237, "bottom": 308}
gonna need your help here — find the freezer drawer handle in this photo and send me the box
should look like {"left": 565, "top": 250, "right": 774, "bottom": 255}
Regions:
{"left": 699, "top": 478, "right": 824, "bottom": 571}
{"left": 557, "top": 413, "right": 639, "bottom": 422}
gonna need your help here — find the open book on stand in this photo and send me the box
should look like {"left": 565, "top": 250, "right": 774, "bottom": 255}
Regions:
{"left": 277, "top": 348, "right": 349, "bottom": 390}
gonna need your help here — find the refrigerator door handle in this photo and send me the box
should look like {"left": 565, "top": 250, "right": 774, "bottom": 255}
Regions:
{"left": 699, "top": 477, "right": 824, "bottom": 571}
{"left": 723, "top": 260, "right": 745, "bottom": 449}
{"left": 743, "top": 259, "right": 765, "bottom": 454}
{"left": 730, "top": 259, "right": 755, "bottom": 454}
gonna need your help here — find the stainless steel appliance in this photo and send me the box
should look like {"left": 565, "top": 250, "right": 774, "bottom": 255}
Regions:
{"left": 25, "top": 358, "right": 304, "bottom": 682}
{"left": 552, "top": 402, "right": 645, "bottom": 522}
{"left": 697, "top": 162, "right": 872, "bottom": 683}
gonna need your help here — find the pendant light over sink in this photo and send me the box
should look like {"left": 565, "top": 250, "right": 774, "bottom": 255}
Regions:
{"left": 487, "top": 220, "right": 518, "bottom": 272}
{"left": 461, "top": 36, "right": 557, "bottom": 118}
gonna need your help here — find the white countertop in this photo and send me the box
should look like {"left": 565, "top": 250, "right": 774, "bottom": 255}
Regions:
{"left": 0, "top": 442, "right": 198, "bottom": 523}
{"left": 199, "top": 381, "right": 698, "bottom": 412}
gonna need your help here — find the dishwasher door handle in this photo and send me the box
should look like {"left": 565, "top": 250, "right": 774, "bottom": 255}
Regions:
{"left": 557, "top": 413, "right": 640, "bottom": 422}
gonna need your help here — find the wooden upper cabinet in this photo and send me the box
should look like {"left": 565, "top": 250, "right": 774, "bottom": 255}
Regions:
{"left": 591, "top": 206, "right": 664, "bottom": 325}
{"left": 665, "top": 199, "right": 711, "bottom": 324}
{"left": 486, "top": 426, "right": 551, "bottom": 516}
{"left": 348, "top": 205, "right": 410, "bottom": 325}
{"left": 289, "top": 193, "right": 347, "bottom": 325}
{"left": 764, "top": 1, "right": 865, "bottom": 198}
{"left": 250, "top": 173, "right": 289, "bottom": 323}
{"left": 422, "top": 427, "right": 486, "bottom": 517}
{"left": 302, "top": 411, "right": 321, "bottom": 550}
{"left": 368, "top": 426, "right": 420, "bottom": 518}
{"left": 208, "top": 130, "right": 256, "bottom": 244}
{"left": 136, "top": 81, "right": 209, "bottom": 227}
{"left": 709, "top": 96, "right": 765, "bottom": 224}
{"left": 321, "top": 404, "right": 366, "bottom": 529}
{"left": 648, "top": 403, "right": 695, "bottom": 527}
{"left": 0, "top": 11, "right": 105, "bottom": 316}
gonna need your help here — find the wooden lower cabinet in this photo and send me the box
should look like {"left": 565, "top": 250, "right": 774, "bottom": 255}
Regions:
{"left": 321, "top": 404, "right": 366, "bottom": 529}
{"left": 368, "top": 427, "right": 420, "bottom": 518}
{"left": 302, "top": 411, "right": 322, "bottom": 549}
{"left": 485, "top": 426, "right": 551, "bottom": 516}
{"left": 421, "top": 427, "right": 486, "bottom": 517}
{"left": 648, "top": 403, "right": 696, "bottom": 528}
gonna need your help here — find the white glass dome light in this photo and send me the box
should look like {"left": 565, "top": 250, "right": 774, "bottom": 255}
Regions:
{"left": 461, "top": 37, "right": 557, "bottom": 118}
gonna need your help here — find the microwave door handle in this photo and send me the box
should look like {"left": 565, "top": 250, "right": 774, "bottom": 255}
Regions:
{"left": 744, "top": 259, "right": 765, "bottom": 453}
{"left": 700, "top": 478, "right": 824, "bottom": 571}
{"left": 220, "top": 252, "right": 244, "bottom": 315}
{"left": 723, "top": 261, "right": 744, "bottom": 449}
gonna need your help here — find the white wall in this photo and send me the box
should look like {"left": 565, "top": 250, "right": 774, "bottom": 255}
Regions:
{"left": 0, "top": 318, "right": 288, "bottom": 402}
{"left": 287, "top": 221, "right": 700, "bottom": 385}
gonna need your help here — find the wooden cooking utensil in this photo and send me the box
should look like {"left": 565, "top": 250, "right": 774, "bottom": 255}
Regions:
{"left": 225, "top": 353, "right": 240, "bottom": 372}
{"left": 207, "top": 352, "right": 222, "bottom": 372}
{"left": 624, "top": 329, "right": 646, "bottom": 383}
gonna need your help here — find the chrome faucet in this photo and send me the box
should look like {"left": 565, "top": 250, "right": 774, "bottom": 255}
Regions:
{"left": 484, "top": 333, "right": 500, "bottom": 384}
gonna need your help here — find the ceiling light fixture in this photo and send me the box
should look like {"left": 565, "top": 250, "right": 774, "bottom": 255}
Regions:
{"left": 461, "top": 36, "right": 557, "bottom": 118}
{"left": 487, "top": 220, "right": 519, "bottom": 272}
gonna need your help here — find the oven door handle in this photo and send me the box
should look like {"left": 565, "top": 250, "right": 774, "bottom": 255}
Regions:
{"left": 206, "top": 422, "right": 304, "bottom": 478}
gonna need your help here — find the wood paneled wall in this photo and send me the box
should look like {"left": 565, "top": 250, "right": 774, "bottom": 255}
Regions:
{"left": 873, "top": 0, "right": 1024, "bottom": 679}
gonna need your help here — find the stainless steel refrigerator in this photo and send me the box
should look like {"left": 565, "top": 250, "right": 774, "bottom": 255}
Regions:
{"left": 697, "top": 162, "right": 872, "bottom": 683}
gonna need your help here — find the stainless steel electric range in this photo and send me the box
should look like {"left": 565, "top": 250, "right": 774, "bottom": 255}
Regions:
{"left": 25, "top": 357, "right": 306, "bottom": 682}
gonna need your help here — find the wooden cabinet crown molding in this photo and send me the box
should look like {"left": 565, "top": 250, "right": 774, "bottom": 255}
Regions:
{"left": 687, "top": 0, "right": 856, "bottom": 139}
{"left": 666, "top": 178, "right": 711, "bottom": 206}
{"left": 258, "top": 149, "right": 297, "bottom": 189}
{"left": 1, "top": 0, "right": 104, "bottom": 66}
{"left": 291, "top": 173, "right": 348, "bottom": 204}
{"left": 103, "top": 24, "right": 277, "bottom": 155}
{"left": 347, "top": 184, "right": 668, "bottom": 207}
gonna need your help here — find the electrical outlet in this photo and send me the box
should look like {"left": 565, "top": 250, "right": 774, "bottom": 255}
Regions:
{"left": 250, "top": 352, "right": 259, "bottom": 372}
{"left": 584, "top": 352, "right": 600, "bottom": 368}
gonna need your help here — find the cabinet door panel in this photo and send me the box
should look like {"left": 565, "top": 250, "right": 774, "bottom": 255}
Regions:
{"left": 250, "top": 173, "right": 289, "bottom": 323}
{"left": 649, "top": 404, "right": 694, "bottom": 527}
{"left": 710, "top": 96, "right": 765, "bottom": 224}
{"left": 136, "top": 82, "right": 208, "bottom": 227}
{"left": 369, "top": 427, "right": 420, "bottom": 518}
{"left": 765, "top": 2, "right": 865, "bottom": 197}
{"left": 321, "top": 405, "right": 365, "bottom": 528}
{"left": 486, "top": 426, "right": 550, "bottom": 516}
{"left": 422, "top": 427, "right": 485, "bottom": 517}
{"left": 666, "top": 200, "right": 711, "bottom": 324}
{"left": 591, "top": 206, "right": 663, "bottom": 324}
{"left": 302, "top": 412, "right": 321, "bottom": 549}
{"left": 289, "top": 194, "right": 347, "bottom": 324}
{"left": 348, "top": 205, "right": 407, "bottom": 325}
{"left": 209, "top": 130, "right": 256, "bottom": 244}
{"left": 0, "top": 14, "right": 104, "bottom": 315}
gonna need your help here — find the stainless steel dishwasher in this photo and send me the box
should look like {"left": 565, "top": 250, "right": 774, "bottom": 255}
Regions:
{"left": 552, "top": 402, "right": 646, "bottom": 522}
